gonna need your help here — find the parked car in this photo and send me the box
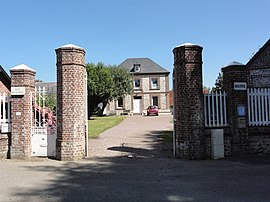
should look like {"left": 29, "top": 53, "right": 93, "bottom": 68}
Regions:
{"left": 147, "top": 105, "right": 159, "bottom": 116}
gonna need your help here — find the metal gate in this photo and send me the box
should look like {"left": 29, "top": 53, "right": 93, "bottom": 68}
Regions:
{"left": 31, "top": 87, "right": 57, "bottom": 157}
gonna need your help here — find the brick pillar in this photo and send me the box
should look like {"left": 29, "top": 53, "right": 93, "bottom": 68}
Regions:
{"left": 10, "top": 64, "right": 36, "bottom": 159}
{"left": 173, "top": 43, "right": 206, "bottom": 159}
{"left": 222, "top": 63, "right": 249, "bottom": 155}
{"left": 55, "top": 44, "right": 86, "bottom": 161}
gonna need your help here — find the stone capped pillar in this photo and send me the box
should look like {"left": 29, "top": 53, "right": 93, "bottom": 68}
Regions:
{"left": 222, "top": 62, "right": 249, "bottom": 155}
{"left": 55, "top": 44, "right": 86, "bottom": 161}
{"left": 10, "top": 64, "right": 36, "bottom": 159}
{"left": 173, "top": 43, "right": 206, "bottom": 159}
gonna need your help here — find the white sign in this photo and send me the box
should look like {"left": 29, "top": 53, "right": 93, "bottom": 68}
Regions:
{"left": 33, "top": 127, "right": 47, "bottom": 135}
{"left": 1, "top": 123, "right": 11, "bottom": 133}
{"left": 11, "top": 87, "right": 25, "bottom": 95}
{"left": 234, "top": 82, "right": 247, "bottom": 90}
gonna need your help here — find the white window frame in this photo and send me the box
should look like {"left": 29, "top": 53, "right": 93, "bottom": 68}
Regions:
{"left": 134, "top": 78, "right": 141, "bottom": 89}
{"left": 151, "top": 78, "right": 159, "bottom": 89}
{"left": 117, "top": 97, "right": 123, "bottom": 108}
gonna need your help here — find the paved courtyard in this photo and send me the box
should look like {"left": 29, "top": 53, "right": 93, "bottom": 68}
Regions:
{"left": 0, "top": 115, "right": 270, "bottom": 201}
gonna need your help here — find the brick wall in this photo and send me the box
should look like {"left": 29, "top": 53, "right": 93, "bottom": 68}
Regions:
{"left": 222, "top": 64, "right": 249, "bottom": 156}
{"left": 173, "top": 43, "right": 206, "bottom": 159}
{"left": 10, "top": 65, "right": 36, "bottom": 159}
{"left": 55, "top": 44, "right": 86, "bottom": 161}
{"left": 0, "top": 81, "right": 10, "bottom": 94}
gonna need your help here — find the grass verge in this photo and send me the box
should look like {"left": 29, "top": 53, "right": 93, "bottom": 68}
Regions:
{"left": 88, "top": 116, "right": 125, "bottom": 139}
{"left": 160, "top": 130, "right": 173, "bottom": 143}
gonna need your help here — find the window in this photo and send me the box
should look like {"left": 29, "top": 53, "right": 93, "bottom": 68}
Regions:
{"left": 134, "top": 64, "right": 141, "bottom": 72}
{"left": 134, "top": 79, "right": 140, "bottom": 88}
{"left": 151, "top": 78, "right": 158, "bottom": 89}
{"left": 117, "top": 98, "right": 123, "bottom": 108}
{"left": 152, "top": 96, "right": 158, "bottom": 106}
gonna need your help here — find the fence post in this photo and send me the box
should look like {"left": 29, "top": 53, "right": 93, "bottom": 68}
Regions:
{"left": 173, "top": 43, "right": 206, "bottom": 159}
{"left": 222, "top": 63, "right": 249, "bottom": 155}
{"left": 10, "top": 64, "right": 36, "bottom": 159}
{"left": 55, "top": 44, "right": 87, "bottom": 161}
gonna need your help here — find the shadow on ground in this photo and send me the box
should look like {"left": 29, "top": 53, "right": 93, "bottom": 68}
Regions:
{"left": 12, "top": 130, "right": 270, "bottom": 202}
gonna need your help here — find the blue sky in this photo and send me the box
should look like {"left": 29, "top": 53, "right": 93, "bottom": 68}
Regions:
{"left": 1, "top": 0, "right": 270, "bottom": 89}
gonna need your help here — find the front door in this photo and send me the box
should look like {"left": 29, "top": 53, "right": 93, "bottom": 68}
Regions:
{"left": 133, "top": 96, "right": 142, "bottom": 113}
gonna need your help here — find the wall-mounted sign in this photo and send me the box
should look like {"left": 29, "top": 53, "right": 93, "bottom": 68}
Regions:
{"left": 234, "top": 82, "right": 247, "bottom": 90}
{"left": 237, "top": 104, "right": 246, "bottom": 116}
{"left": 11, "top": 87, "right": 25, "bottom": 95}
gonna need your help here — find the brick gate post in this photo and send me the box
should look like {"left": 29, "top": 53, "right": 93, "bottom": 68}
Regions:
{"left": 55, "top": 44, "right": 87, "bottom": 161}
{"left": 173, "top": 43, "right": 206, "bottom": 159}
{"left": 10, "top": 64, "right": 36, "bottom": 159}
{"left": 222, "top": 63, "right": 249, "bottom": 155}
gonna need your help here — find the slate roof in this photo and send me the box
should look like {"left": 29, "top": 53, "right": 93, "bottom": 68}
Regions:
{"left": 0, "top": 65, "right": 11, "bottom": 90}
{"left": 118, "top": 58, "right": 170, "bottom": 74}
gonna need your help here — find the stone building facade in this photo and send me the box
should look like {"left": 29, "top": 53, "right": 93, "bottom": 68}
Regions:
{"left": 107, "top": 58, "right": 170, "bottom": 115}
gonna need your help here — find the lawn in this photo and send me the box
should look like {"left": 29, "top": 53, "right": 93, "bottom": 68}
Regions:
{"left": 88, "top": 116, "right": 125, "bottom": 139}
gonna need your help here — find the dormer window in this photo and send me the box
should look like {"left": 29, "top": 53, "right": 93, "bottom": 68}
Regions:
{"left": 134, "top": 64, "right": 141, "bottom": 72}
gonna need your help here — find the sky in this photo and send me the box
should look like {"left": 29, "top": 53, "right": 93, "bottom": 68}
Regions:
{"left": 1, "top": 0, "right": 270, "bottom": 89}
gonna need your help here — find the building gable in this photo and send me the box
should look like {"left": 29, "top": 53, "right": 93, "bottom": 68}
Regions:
{"left": 247, "top": 38, "right": 270, "bottom": 70}
{"left": 246, "top": 38, "right": 270, "bottom": 88}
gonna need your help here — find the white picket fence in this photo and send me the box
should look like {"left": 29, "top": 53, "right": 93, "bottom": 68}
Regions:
{"left": 248, "top": 88, "right": 270, "bottom": 126}
{"left": 0, "top": 92, "right": 11, "bottom": 133}
{"left": 204, "top": 91, "right": 228, "bottom": 127}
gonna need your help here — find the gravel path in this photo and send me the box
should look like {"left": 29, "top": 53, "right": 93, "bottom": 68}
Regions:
{"left": 88, "top": 114, "right": 173, "bottom": 159}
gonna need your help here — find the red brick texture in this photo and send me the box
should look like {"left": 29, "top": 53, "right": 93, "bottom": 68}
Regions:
{"left": 173, "top": 44, "right": 206, "bottom": 159}
{"left": 222, "top": 65, "right": 249, "bottom": 156}
{"left": 10, "top": 68, "right": 36, "bottom": 159}
{"left": 55, "top": 45, "right": 87, "bottom": 161}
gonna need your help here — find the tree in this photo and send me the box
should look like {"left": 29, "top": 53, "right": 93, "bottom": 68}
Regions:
{"left": 109, "top": 66, "right": 133, "bottom": 99}
{"left": 86, "top": 62, "right": 114, "bottom": 116}
{"left": 212, "top": 72, "right": 223, "bottom": 92}
{"left": 86, "top": 62, "right": 133, "bottom": 117}
{"left": 45, "top": 94, "right": 57, "bottom": 115}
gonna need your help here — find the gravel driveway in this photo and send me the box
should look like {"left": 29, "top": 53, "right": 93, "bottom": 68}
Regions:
{"left": 88, "top": 114, "right": 173, "bottom": 159}
{"left": 1, "top": 114, "right": 270, "bottom": 202}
